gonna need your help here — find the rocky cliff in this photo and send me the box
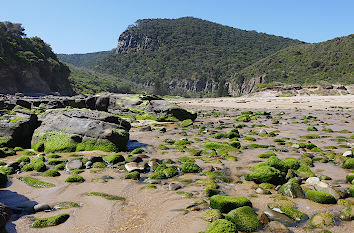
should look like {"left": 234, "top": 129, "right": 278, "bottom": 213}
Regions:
{"left": 0, "top": 21, "right": 75, "bottom": 96}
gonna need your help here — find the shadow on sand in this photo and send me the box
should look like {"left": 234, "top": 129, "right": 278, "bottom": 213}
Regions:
{"left": 0, "top": 189, "right": 38, "bottom": 233}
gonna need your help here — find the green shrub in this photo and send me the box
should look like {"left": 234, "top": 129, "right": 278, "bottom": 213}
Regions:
{"left": 305, "top": 190, "right": 337, "bottom": 204}
{"left": 210, "top": 195, "right": 252, "bottom": 213}
{"left": 32, "top": 213, "right": 70, "bottom": 228}
{"left": 205, "top": 219, "right": 237, "bottom": 233}
{"left": 103, "top": 154, "right": 125, "bottom": 164}
{"left": 225, "top": 206, "right": 262, "bottom": 232}
{"left": 181, "top": 162, "right": 201, "bottom": 173}
{"left": 65, "top": 175, "right": 85, "bottom": 183}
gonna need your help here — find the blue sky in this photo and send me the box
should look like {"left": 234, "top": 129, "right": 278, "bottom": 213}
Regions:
{"left": 1, "top": 0, "right": 353, "bottom": 54}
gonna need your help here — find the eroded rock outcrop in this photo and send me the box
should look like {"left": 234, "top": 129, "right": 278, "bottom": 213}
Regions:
{"left": 31, "top": 109, "right": 131, "bottom": 153}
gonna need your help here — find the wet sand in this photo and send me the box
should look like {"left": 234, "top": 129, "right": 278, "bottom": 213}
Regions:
{"left": 1, "top": 95, "right": 354, "bottom": 233}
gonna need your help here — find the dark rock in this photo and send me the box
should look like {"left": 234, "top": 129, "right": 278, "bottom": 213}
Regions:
{"left": 0, "top": 203, "right": 12, "bottom": 231}
{"left": 147, "top": 100, "right": 197, "bottom": 121}
{"left": 87, "top": 156, "right": 103, "bottom": 163}
{"left": 0, "top": 109, "right": 39, "bottom": 148}
{"left": 140, "top": 126, "right": 152, "bottom": 132}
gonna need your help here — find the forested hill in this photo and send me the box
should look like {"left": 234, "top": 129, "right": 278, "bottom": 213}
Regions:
{"left": 228, "top": 34, "right": 354, "bottom": 95}
{"left": 59, "top": 17, "right": 301, "bottom": 96}
{"left": 0, "top": 21, "right": 74, "bottom": 95}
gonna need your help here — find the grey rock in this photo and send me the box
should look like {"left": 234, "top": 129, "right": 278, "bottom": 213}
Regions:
{"left": 264, "top": 209, "right": 295, "bottom": 226}
{"left": 266, "top": 221, "right": 290, "bottom": 233}
{"left": 85, "top": 161, "right": 93, "bottom": 168}
{"left": 33, "top": 204, "right": 51, "bottom": 212}
{"left": 168, "top": 183, "right": 182, "bottom": 191}
{"left": 66, "top": 160, "right": 83, "bottom": 170}
{"left": 125, "top": 162, "right": 147, "bottom": 172}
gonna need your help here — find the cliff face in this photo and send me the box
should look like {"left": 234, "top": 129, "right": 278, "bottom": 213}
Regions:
{"left": 116, "top": 31, "right": 158, "bottom": 54}
{"left": 0, "top": 59, "right": 74, "bottom": 96}
{"left": 0, "top": 21, "right": 75, "bottom": 96}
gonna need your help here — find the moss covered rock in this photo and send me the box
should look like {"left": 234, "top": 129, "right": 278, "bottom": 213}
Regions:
{"left": 279, "top": 206, "right": 308, "bottom": 222}
{"left": 180, "top": 119, "right": 193, "bottom": 127}
{"left": 205, "top": 219, "right": 237, "bottom": 233}
{"left": 123, "top": 171, "right": 140, "bottom": 180}
{"left": 181, "top": 162, "right": 201, "bottom": 173}
{"left": 339, "top": 206, "right": 354, "bottom": 221}
{"left": 349, "top": 184, "right": 354, "bottom": 197}
{"left": 226, "top": 206, "right": 262, "bottom": 232}
{"left": 42, "top": 169, "right": 60, "bottom": 177}
{"left": 202, "top": 209, "right": 222, "bottom": 222}
{"left": 305, "top": 190, "right": 337, "bottom": 204}
{"left": 246, "top": 165, "right": 285, "bottom": 185}
{"left": 310, "top": 213, "right": 334, "bottom": 228}
{"left": 22, "top": 157, "right": 46, "bottom": 172}
{"left": 65, "top": 175, "right": 85, "bottom": 183}
{"left": 163, "top": 167, "right": 178, "bottom": 178}
{"left": 31, "top": 109, "right": 131, "bottom": 153}
{"left": 210, "top": 195, "right": 252, "bottom": 213}
{"left": 32, "top": 213, "right": 70, "bottom": 228}
{"left": 343, "top": 158, "right": 354, "bottom": 169}
{"left": 279, "top": 182, "right": 303, "bottom": 198}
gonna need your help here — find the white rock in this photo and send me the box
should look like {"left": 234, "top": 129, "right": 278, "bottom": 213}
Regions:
{"left": 342, "top": 151, "right": 353, "bottom": 157}
{"left": 306, "top": 177, "right": 320, "bottom": 186}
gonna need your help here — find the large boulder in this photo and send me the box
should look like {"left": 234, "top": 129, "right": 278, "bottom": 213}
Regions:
{"left": 147, "top": 100, "right": 197, "bottom": 121}
{"left": 31, "top": 109, "right": 130, "bottom": 153}
{"left": 0, "top": 108, "right": 39, "bottom": 148}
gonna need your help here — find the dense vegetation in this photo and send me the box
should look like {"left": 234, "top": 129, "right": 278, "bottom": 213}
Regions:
{"left": 59, "top": 17, "right": 300, "bottom": 96}
{"left": 67, "top": 64, "right": 134, "bottom": 94}
{"left": 231, "top": 34, "right": 354, "bottom": 86}
{"left": 59, "top": 17, "right": 353, "bottom": 96}
{"left": 0, "top": 21, "right": 69, "bottom": 75}
{"left": 0, "top": 21, "right": 73, "bottom": 95}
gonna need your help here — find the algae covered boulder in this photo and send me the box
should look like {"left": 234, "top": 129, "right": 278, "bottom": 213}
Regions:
{"left": 225, "top": 206, "right": 262, "bottom": 232}
{"left": 202, "top": 209, "right": 222, "bottom": 222}
{"left": 245, "top": 165, "right": 285, "bottom": 185}
{"left": 205, "top": 219, "right": 237, "bottom": 233}
{"left": 305, "top": 190, "right": 337, "bottom": 204}
{"left": 310, "top": 213, "right": 334, "bottom": 228}
{"left": 210, "top": 195, "right": 252, "bottom": 213}
{"left": 31, "top": 109, "right": 130, "bottom": 153}
{"left": 279, "top": 181, "right": 303, "bottom": 198}
{"left": 32, "top": 213, "right": 70, "bottom": 228}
